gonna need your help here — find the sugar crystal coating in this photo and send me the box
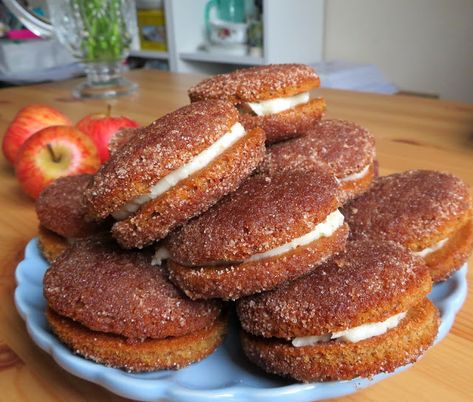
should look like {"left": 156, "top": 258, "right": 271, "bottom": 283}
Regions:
{"left": 166, "top": 168, "right": 340, "bottom": 265}
{"left": 44, "top": 237, "right": 221, "bottom": 341}
{"left": 167, "top": 224, "right": 349, "bottom": 300}
{"left": 240, "top": 299, "right": 439, "bottom": 382}
{"left": 237, "top": 239, "right": 432, "bottom": 339}
{"left": 345, "top": 170, "right": 472, "bottom": 248}
{"left": 189, "top": 64, "right": 320, "bottom": 103}
{"left": 36, "top": 174, "right": 101, "bottom": 238}
{"left": 261, "top": 119, "right": 376, "bottom": 178}
{"left": 110, "top": 127, "right": 266, "bottom": 249}
{"left": 85, "top": 100, "right": 238, "bottom": 219}
{"left": 240, "top": 98, "right": 326, "bottom": 144}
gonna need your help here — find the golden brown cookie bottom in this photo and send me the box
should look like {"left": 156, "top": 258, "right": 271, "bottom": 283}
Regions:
{"left": 240, "top": 298, "right": 439, "bottom": 382}
{"left": 167, "top": 223, "right": 349, "bottom": 301}
{"left": 424, "top": 219, "right": 473, "bottom": 282}
{"left": 38, "top": 226, "right": 69, "bottom": 263}
{"left": 46, "top": 308, "right": 227, "bottom": 372}
{"left": 239, "top": 98, "right": 326, "bottom": 144}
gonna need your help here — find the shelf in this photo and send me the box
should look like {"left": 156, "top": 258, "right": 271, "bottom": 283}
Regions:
{"left": 134, "top": 0, "right": 324, "bottom": 73}
{"left": 130, "top": 49, "right": 169, "bottom": 59}
{"left": 179, "top": 51, "right": 264, "bottom": 66}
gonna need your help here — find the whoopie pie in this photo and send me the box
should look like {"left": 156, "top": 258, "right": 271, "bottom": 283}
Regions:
{"left": 188, "top": 64, "right": 325, "bottom": 144}
{"left": 85, "top": 100, "right": 266, "bottom": 249}
{"left": 260, "top": 119, "right": 377, "bottom": 203}
{"left": 161, "top": 168, "right": 348, "bottom": 300}
{"left": 43, "top": 237, "right": 225, "bottom": 372}
{"left": 237, "top": 240, "right": 438, "bottom": 382}
{"left": 345, "top": 170, "right": 473, "bottom": 281}
{"left": 36, "top": 174, "right": 104, "bottom": 262}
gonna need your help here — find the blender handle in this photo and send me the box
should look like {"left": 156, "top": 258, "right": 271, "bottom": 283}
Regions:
{"left": 2, "top": 0, "right": 53, "bottom": 37}
{"left": 204, "top": 0, "right": 218, "bottom": 35}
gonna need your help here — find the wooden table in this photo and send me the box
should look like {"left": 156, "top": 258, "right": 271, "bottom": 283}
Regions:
{"left": 0, "top": 69, "right": 472, "bottom": 402}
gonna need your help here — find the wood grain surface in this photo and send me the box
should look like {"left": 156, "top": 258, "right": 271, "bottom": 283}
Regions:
{"left": 0, "top": 69, "right": 472, "bottom": 402}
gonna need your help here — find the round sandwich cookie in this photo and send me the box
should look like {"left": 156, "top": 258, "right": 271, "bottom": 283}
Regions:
{"left": 162, "top": 169, "right": 349, "bottom": 300}
{"left": 237, "top": 240, "right": 439, "bottom": 382}
{"left": 36, "top": 174, "right": 104, "bottom": 262}
{"left": 344, "top": 170, "right": 473, "bottom": 282}
{"left": 43, "top": 237, "right": 225, "bottom": 372}
{"left": 260, "top": 119, "right": 377, "bottom": 203}
{"left": 188, "top": 64, "right": 325, "bottom": 144}
{"left": 84, "top": 100, "right": 266, "bottom": 249}
{"left": 108, "top": 127, "right": 138, "bottom": 156}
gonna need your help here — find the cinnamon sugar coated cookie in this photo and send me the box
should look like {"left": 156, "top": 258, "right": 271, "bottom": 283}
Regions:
{"left": 38, "top": 226, "right": 69, "bottom": 263}
{"left": 36, "top": 174, "right": 101, "bottom": 238}
{"left": 108, "top": 127, "right": 139, "bottom": 155}
{"left": 164, "top": 169, "right": 348, "bottom": 300}
{"left": 36, "top": 174, "right": 104, "bottom": 262}
{"left": 46, "top": 308, "right": 226, "bottom": 372}
{"left": 237, "top": 240, "right": 438, "bottom": 382}
{"left": 188, "top": 64, "right": 325, "bottom": 143}
{"left": 32, "top": 61, "right": 464, "bottom": 386}
{"left": 344, "top": 170, "right": 473, "bottom": 281}
{"left": 43, "top": 237, "right": 225, "bottom": 371}
{"left": 85, "top": 100, "right": 266, "bottom": 249}
{"left": 260, "top": 119, "right": 377, "bottom": 203}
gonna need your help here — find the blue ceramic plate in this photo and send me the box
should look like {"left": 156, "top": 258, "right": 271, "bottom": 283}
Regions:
{"left": 15, "top": 238, "right": 467, "bottom": 402}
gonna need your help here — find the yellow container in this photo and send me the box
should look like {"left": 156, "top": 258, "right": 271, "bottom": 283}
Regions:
{"left": 137, "top": 9, "right": 167, "bottom": 51}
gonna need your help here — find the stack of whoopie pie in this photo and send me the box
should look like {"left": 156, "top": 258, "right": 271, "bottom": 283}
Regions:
{"left": 35, "top": 64, "right": 472, "bottom": 385}
{"left": 36, "top": 174, "right": 107, "bottom": 262}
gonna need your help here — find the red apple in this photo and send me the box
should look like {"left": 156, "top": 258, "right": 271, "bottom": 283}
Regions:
{"left": 2, "top": 104, "right": 72, "bottom": 165}
{"left": 15, "top": 126, "right": 100, "bottom": 199}
{"left": 76, "top": 106, "right": 139, "bottom": 163}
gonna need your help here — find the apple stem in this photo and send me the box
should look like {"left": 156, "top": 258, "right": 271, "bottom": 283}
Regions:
{"left": 46, "top": 143, "right": 61, "bottom": 163}
{"left": 107, "top": 104, "right": 112, "bottom": 117}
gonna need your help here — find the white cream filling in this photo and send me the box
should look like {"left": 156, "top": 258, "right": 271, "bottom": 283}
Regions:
{"left": 413, "top": 238, "right": 449, "bottom": 258}
{"left": 112, "top": 122, "right": 247, "bottom": 220}
{"left": 339, "top": 164, "right": 370, "bottom": 183}
{"left": 151, "top": 209, "right": 344, "bottom": 266}
{"left": 247, "top": 210, "right": 344, "bottom": 262}
{"left": 292, "top": 311, "right": 407, "bottom": 347}
{"left": 151, "top": 247, "right": 170, "bottom": 266}
{"left": 246, "top": 92, "right": 310, "bottom": 116}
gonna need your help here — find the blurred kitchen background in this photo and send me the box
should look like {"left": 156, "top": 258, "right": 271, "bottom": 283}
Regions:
{"left": 1, "top": 0, "right": 472, "bottom": 102}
